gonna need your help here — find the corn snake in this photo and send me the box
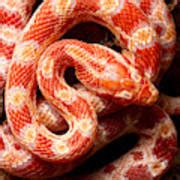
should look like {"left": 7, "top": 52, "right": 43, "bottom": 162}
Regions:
{"left": 0, "top": 105, "right": 177, "bottom": 179}
{"left": 0, "top": 0, "right": 178, "bottom": 179}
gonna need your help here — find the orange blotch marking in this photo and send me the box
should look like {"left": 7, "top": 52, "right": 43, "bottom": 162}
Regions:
{"left": 35, "top": 133, "right": 54, "bottom": 156}
{"left": 104, "top": 164, "right": 116, "bottom": 174}
{"left": 0, "top": 40, "right": 15, "bottom": 60}
{"left": 23, "top": 2, "right": 59, "bottom": 44}
{"left": 8, "top": 105, "right": 32, "bottom": 134}
{"left": 125, "top": 165, "right": 151, "bottom": 180}
{"left": 135, "top": 42, "right": 161, "bottom": 75}
{"left": 112, "top": 2, "right": 148, "bottom": 35}
{"left": 0, "top": 137, "right": 5, "bottom": 150}
{"left": 140, "top": 0, "right": 153, "bottom": 15}
{"left": 131, "top": 151, "right": 143, "bottom": 161}
{"left": 74, "top": 0, "right": 100, "bottom": 12}
{"left": 0, "top": 8, "right": 24, "bottom": 28}
{"left": 8, "top": 63, "right": 35, "bottom": 88}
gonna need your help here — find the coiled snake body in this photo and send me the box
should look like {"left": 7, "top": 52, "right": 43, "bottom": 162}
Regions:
{"left": 0, "top": 0, "right": 178, "bottom": 179}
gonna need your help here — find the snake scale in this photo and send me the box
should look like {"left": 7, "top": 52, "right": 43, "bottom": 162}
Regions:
{"left": 0, "top": 0, "right": 179, "bottom": 179}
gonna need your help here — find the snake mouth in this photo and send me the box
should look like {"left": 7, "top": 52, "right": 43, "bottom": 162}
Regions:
{"left": 107, "top": 77, "right": 159, "bottom": 107}
{"left": 134, "top": 81, "right": 159, "bottom": 106}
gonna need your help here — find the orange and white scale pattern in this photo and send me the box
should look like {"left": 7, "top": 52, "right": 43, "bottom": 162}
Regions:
{"left": 0, "top": 106, "right": 177, "bottom": 179}
{"left": 75, "top": 106, "right": 177, "bottom": 180}
{"left": 0, "top": 0, "right": 178, "bottom": 179}
{"left": 130, "top": 0, "right": 176, "bottom": 81}
{"left": 0, "top": 0, "right": 36, "bottom": 85}
{"left": 0, "top": 0, "right": 36, "bottom": 114}
{"left": 6, "top": 0, "right": 163, "bottom": 164}
{"left": 0, "top": 87, "right": 129, "bottom": 178}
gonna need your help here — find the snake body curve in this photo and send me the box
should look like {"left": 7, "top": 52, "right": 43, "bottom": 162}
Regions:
{"left": 6, "top": 0, "right": 163, "bottom": 163}
{"left": 0, "top": 0, "right": 178, "bottom": 179}
{"left": 0, "top": 105, "right": 177, "bottom": 179}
